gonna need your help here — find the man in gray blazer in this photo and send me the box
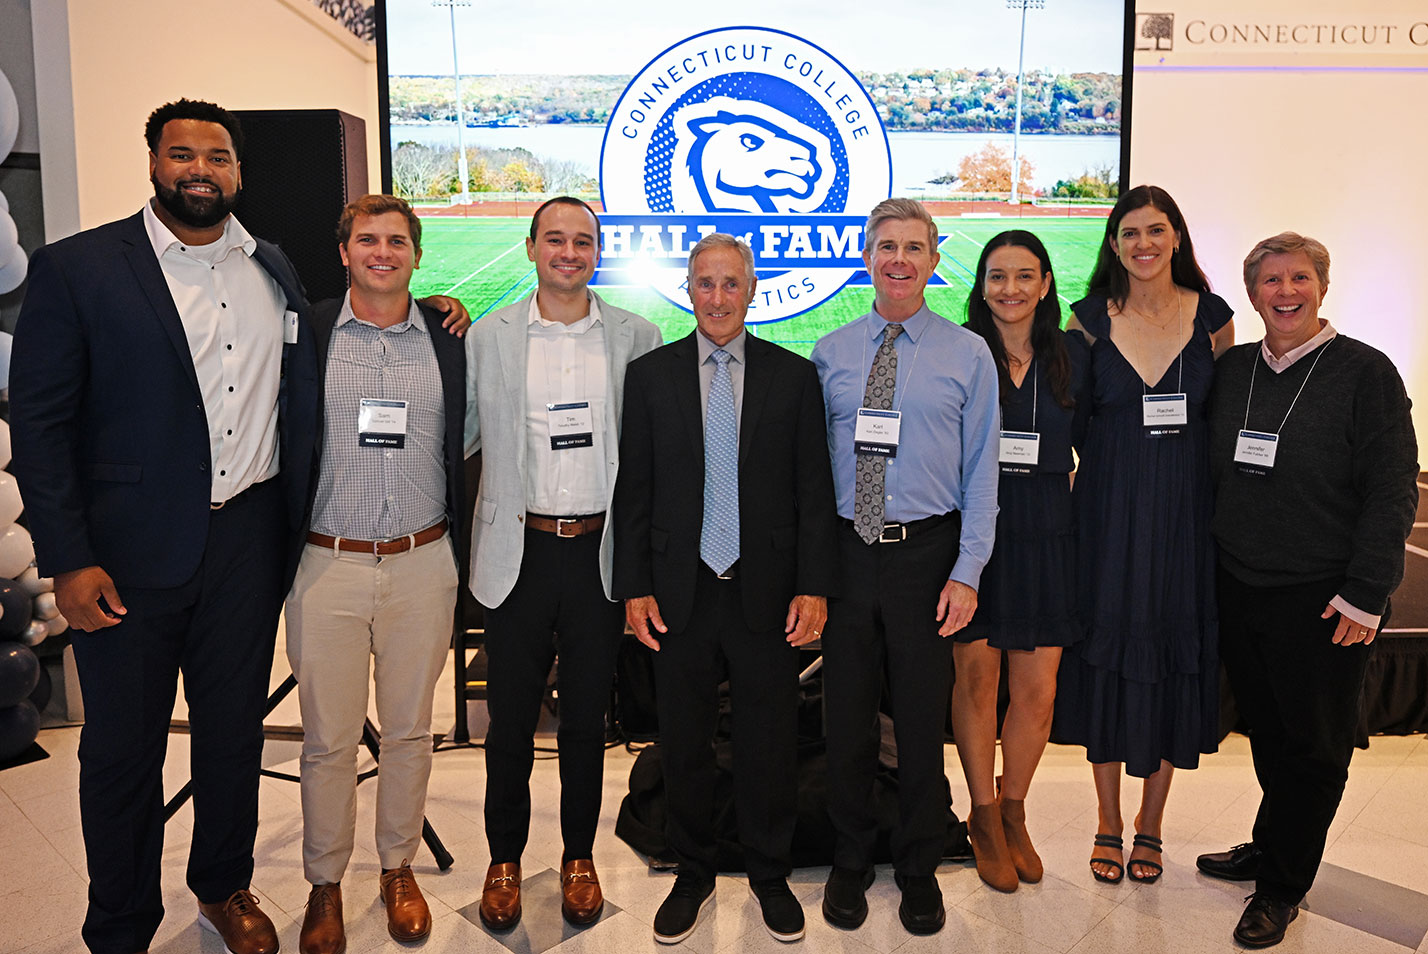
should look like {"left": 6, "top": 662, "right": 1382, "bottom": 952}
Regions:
{"left": 463, "top": 196, "right": 662, "bottom": 931}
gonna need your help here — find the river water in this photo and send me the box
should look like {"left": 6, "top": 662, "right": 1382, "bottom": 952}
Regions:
{"left": 390, "top": 123, "right": 1120, "bottom": 195}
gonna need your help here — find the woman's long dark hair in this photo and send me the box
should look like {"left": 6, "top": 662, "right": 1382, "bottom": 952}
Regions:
{"left": 1086, "top": 185, "right": 1212, "bottom": 308}
{"left": 965, "top": 229, "right": 1074, "bottom": 409}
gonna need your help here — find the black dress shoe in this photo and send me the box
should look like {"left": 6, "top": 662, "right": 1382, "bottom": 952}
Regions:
{"left": 822, "top": 866, "right": 874, "bottom": 929}
{"left": 1197, "top": 842, "right": 1262, "bottom": 882}
{"left": 894, "top": 873, "right": 945, "bottom": 936}
{"left": 751, "top": 878, "right": 805, "bottom": 942}
{"left": 653, "top": 874, "right": 714, "bottom": 944}
{"left": 1234, "top": 894, "right": 1298, "bottom": 947}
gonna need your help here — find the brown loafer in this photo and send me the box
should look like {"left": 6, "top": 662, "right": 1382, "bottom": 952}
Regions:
{"left": 479, "top": 862, "right": 522, "bottom": 930}
{"left": 379, "top": 863, "right": 432, "bottom": 941}
{"left": 197, "top": 889, "right": 279, "bottom": 954}
{"left": 299, "top": 883, "right": 346, "bottom": 954}
{"left": 561, "top": 859, "right": 604, "bottom": 925}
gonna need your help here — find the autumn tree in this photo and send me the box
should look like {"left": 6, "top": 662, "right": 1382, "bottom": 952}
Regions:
{"left": 391, "top": 143, "right": 454, "bottom": 200}
{"left": 955, "top": 144, "right": 1035, "bottom": 194}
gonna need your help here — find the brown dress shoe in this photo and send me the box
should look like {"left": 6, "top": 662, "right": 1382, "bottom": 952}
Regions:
{"left": 197, "top": 889, "right": 279, "bottom": 954}
{"left": 300, "top": 883, "right": 346, "bottom": 954}
{"left": 479, "top": 862, "right": 522, "bottom": 930}
{"left": 560, "top": 859, "right": 604, "bottom": 925}
{"left": 968, "top": 802, "right": 1019, "bottom": 892}
{"left": 379, "top": 863, "right": 432, "bottom": 941}
{"left": 1000, "top": 795, "right": 1043, "bottom": 883}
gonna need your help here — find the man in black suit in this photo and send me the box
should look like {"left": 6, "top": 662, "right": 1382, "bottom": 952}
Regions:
{"left": 614, "top": 233, "right": 838, "bottom": 945}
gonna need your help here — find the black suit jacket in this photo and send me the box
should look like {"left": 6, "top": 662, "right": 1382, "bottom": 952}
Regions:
{"left": 613, "top": 331, "right": 838, "bottom": 633}
{"left": 10, "top": 211, "right": 308, "bottom": 589}
{"left": 282, "top": 296, "right": 467, "bottom": 581}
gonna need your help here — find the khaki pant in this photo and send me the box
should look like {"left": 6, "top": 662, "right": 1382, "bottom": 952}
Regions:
{"left": 285, "top": 534, "right": 457, "bottom": 885}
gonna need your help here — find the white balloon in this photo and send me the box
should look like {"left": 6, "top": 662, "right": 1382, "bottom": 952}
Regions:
{"left": 0, "top": 190, "right": 8, "bottom": 213}
{"left": 33, "top": 591, "right": 58, "bottom": 620}
{"left": 0, "top": 524, "right": 34, "bottom": 579}
{"left": 0, "top": 67, "right": 17, "bottom": 162}
{"left": 0, "top": 418, "right": 10, "bottom": 470}
{"left": 20, "top": 617, "right": 46, "bottom": 646}
{"left": 17, "top": 566, "right": 51, "bottom": 596}
{"left": 0, "top": 249, "right": 24, "bottom": 296}
{"left": 0, "top": 474, "right": 21, "bottom": 525}
{"left": 44, "top": 614, "right": 67, "bottom": 637}
{"left": 0, "top": 211, "right": 16, "bottom": 251}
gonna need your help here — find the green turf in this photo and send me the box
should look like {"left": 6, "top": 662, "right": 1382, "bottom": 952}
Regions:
{"left": 412, "top": 215, "right": 1107, "bottom": 355}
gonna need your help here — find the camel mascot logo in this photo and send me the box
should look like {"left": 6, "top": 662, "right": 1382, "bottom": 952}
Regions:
{"left": 670, "top": 97, "right": 833, "bottom": 214}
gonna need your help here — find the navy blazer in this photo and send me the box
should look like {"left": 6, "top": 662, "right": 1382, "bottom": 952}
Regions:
{"left": 282, "top": 296, "right": 467, "bottom": 583}
{"left": 10, "top": 212, "right": 308, "bottom": 589}
{"left": 612, "top": 331, "right": 839, "bottom": 633}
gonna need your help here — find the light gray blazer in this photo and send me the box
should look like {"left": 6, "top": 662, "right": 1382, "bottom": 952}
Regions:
{"left": 464, "top": 289, "right": 663, "bottom": 607}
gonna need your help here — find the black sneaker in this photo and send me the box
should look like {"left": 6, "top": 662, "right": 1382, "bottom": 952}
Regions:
{"left": 894, "top": 873, "right": 944, "bottom": 935}
{"left": 750, "top": 878, "right": 805, "bottom": 942}
{"left": 822, "top": 866, "right": 874, "bottom": 929}
{"left": 653, "top": 874, "right": 715, "bottom": 944}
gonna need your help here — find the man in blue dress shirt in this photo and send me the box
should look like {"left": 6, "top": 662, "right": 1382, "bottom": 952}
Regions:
{"left": 811, "top": 198, "right": 1000, "bottom": 936}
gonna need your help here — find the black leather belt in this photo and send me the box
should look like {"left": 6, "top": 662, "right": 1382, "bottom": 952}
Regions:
{"left": 843, "top": 512, "right": 959, "bottom": 543}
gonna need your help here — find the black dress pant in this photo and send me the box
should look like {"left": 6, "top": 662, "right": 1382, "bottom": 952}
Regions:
{"left": 482, "top": 527, "right": 625, "bottom": 863}
{"left": 1217, "top": 566, "right": 1372, "bottom": 904}
{"left": 70, "top": 479, "right": 285, "bottom": 954}
{"left": 652, "top": 564, "right": 800, "bottom": 882}
{"left": 824, "top": 514, "right": 960, "bottom": 877}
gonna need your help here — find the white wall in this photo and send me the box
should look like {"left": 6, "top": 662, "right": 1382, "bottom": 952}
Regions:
{"left": 1129, "top": 0, "right": 1428, "bottom": 441}
{"left": 30, "top": 0, "right": 379, "bottom": 240}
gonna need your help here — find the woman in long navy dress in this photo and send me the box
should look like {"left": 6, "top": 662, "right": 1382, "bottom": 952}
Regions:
{"left": 1054, "top": 186, "right": 1235, "bottom": 884}
{"left": 954, "top": 230, "right": 1087, "bottom": 891}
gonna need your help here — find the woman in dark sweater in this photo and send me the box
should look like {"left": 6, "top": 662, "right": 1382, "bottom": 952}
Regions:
{"left": 1203, "top": 232, "right": 1418, "bottom": 948}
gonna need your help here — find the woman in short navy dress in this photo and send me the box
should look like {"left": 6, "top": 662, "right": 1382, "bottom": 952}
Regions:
{"left": 953, "top": 230, "right": 1088, "bottom": 891}
{"left": 1054, "top": 186, "right": 1235, "bottom": 884}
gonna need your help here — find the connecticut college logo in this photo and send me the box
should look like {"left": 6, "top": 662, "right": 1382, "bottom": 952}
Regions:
{"left": 599, "top": 26, "right": 892, "bottom": 323}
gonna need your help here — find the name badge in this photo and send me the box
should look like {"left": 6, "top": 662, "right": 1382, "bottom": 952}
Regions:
{"left": 283, "top": 310, "right": 299, "bottom": 345}
{"left": 1143, "top": 393, "right": 1188, "bottom": 438}
{"left": 547, "top": 401, "right": 594, "bottom": 449}
{"left": 1234, "top": 429, "right": 1279, "bottom": 477}
{"left": 854, "top": 408, "right": 901, "bottom": 457}
{"left": 999, "top": 430, "right": 1040, "bottom": 476}
{"left": 358, "top": 398, "right": 408, "bottom": 447}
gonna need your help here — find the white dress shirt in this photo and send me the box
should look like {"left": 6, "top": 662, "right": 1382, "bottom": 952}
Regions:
{"left": 142, "top": 201, "right": 286, "bottom": 503}
{"left": 524, "top": 293, "right": 610, "bottom": 516}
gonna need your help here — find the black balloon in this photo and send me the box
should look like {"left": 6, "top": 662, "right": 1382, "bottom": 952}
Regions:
{"left": 0, "top": 700, "right": 39, "bottom": 761}
{"left": 29, "top": 663, "right": 52, "bottom": 714}
{"left": 0, "top": 640, "right": 40, "bottom": 708}
{"left": 0, "top": 579, "right": 29, "bottom": 639}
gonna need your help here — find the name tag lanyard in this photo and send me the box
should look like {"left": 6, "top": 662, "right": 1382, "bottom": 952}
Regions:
{"left": 1236, "top": 337, "right": 1333, "bottom": 476}
{"left": 999, "top": 358, "right": 1041, "bottom": 475}
{"left": 1126, "top": 296, "right": 1187, "bottom": 437}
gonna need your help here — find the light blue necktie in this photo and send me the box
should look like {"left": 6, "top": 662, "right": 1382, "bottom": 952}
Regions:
{"left": 701, "top": 349, "right": 739, "bottom": 575}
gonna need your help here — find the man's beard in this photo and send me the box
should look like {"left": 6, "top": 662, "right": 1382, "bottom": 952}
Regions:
{"left": 151, "top": 174, "right": 239, "bottom": 229}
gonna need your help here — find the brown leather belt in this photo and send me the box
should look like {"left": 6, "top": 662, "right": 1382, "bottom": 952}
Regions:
{"left": 307, "top": 518, "right": 448, "bottom": 555}
{"left": 526, "top": 512, "right": 605, "bottom": 538}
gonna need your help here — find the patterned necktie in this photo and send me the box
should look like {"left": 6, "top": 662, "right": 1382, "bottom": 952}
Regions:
{"left": 701, "top": 349, "right": 739, "bottom": 574}
{"left": 853, "top": 323, "right": 904, "bottom": 544}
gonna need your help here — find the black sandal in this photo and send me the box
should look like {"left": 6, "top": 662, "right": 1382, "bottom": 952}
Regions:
{"left": 1129, "top": 834, "right": 1164, "bottom": 883}
{"left": 1090, "top": 834, "right": 1125, "bottom": 884}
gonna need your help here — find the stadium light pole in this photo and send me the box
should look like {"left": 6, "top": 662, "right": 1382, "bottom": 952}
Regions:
{"left": 434, "top": 0, "right": 471, "bottom": 205}
{"left": 1007, "top": 0, "right": 1045, "bottom": 205}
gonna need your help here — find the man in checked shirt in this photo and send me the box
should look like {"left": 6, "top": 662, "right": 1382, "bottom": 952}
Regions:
{"left": 283, "top": 194, "right": 470, "bottom": 953}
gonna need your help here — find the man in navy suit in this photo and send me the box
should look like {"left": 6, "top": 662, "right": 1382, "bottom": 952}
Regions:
{"left": 8, "top": 100, "right": 463, "bottom": 954}
{"left": 614, "top": 234, "right": 838, "bottom": 944}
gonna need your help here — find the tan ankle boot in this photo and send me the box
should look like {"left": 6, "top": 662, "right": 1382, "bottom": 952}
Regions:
{"left": 968, "top": 802, "right": 1018, "bottom": 892}
{"left": 1000, "top": 795, "right": 1043, "bottom": 883}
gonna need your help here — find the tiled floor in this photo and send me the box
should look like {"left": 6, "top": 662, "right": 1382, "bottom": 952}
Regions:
{"left": 3, "top": 632, "right": 1427, "bottom": 954}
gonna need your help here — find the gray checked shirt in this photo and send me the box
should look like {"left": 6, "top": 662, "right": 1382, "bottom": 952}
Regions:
{"left": 310, "top": 294, "right": 447, "bottom": 540}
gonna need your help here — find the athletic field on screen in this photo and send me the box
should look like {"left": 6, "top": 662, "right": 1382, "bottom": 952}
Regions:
{"left": 411, "top": 215, "right": 1108, "bottom": 355}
